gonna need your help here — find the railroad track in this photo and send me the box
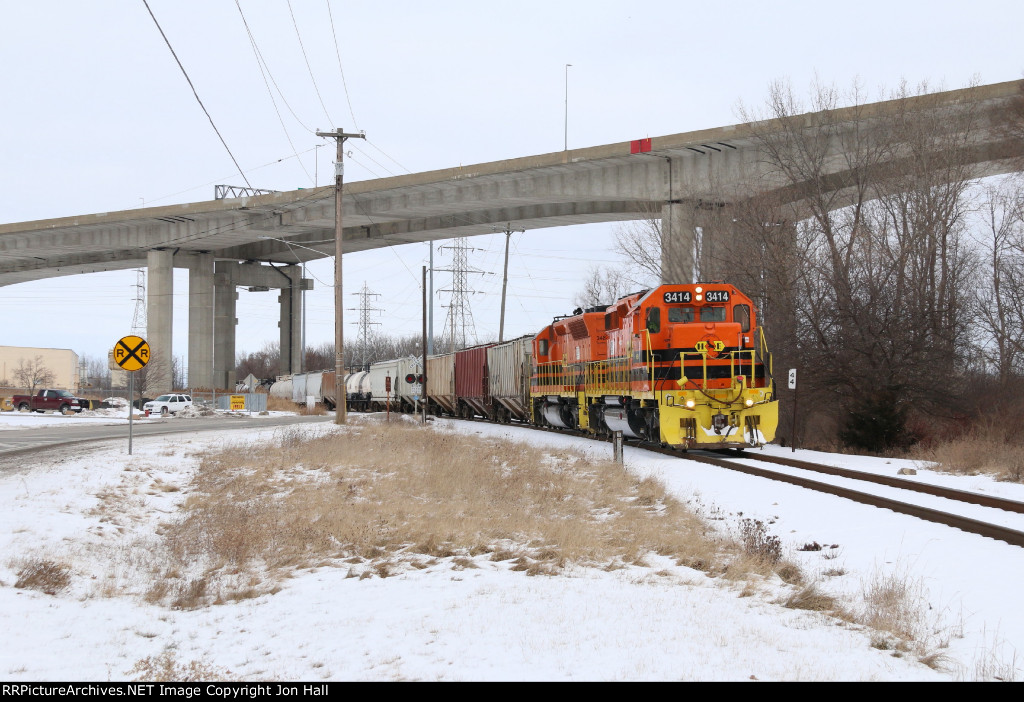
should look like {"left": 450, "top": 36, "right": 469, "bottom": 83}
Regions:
{"left": 455, "top": 416, "right": 1024, "bottom": 548}
{"left": 641, "top": 440, "right": 1024, "bottom": 548}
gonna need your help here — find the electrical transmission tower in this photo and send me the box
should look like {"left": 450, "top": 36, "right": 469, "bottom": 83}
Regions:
{"left": 131, "top": 269, "right": 147, "bottom": 336}
{"left": 437, "top": 239, "right": 485, "bottom": 353}
{"left": 348, "top": 282, "right": 382, "bottom": 369}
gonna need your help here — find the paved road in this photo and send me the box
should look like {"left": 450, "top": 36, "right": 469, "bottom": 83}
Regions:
{"left": 0, "top": 414, "right": 335, "bottom": 461}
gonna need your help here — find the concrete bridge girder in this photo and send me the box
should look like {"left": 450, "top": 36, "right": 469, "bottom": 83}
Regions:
{"left": 0, "top": 80, "right": 1019, "bottom": 390}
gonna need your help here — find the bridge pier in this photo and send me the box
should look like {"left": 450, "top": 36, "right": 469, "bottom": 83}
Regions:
{"left": 146, "top": 249, "right": 174, "bottom": 394}
{"left": 277, "top": 265, "right": 303, "bottom": 375}
{"left": 696, "top": 208, "right": 740, "bottom": 283}
{"left": 660, "top": 203, "right": 697, "bottom": 284}
{"left": 187, "top": 253, "right": 215, "bottom": 390}
{"left": 213, "top": 261, "right": 239, "bottom": 391}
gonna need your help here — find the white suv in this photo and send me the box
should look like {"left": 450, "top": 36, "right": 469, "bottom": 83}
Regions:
{"left": 143, "top": 394, "right": 194, "bottom": 417}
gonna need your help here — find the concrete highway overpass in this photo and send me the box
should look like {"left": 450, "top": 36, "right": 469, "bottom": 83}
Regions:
{"left": 2, "top": 80, "right": 1021, "bottom": 391}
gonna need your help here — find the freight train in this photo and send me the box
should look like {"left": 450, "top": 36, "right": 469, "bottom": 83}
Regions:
{"left": 269, "top": 282, "right": 779, "bottom": 449}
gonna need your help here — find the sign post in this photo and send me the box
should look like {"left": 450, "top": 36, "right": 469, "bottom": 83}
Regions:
{"left": 788, "top": 368, "right": 798, "bottom": 453}
{"left": 113, "top": 335, "right": 150, "bottom": 455}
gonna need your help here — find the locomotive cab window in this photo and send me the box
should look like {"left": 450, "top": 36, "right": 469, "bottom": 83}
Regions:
{"left": 538, "top": 339, "right": 549, "bottom": 356}
{"left": 645, "top": 307, "right": 661, "bottom": 334}
{"left": 733, "top": 304, "right": 751, "bottom": 332}
{"left": 668, "top": 307, "right": 695, "bottom": 323}
{"left": 700, "top": 306, "right": 727, "bottom": 322}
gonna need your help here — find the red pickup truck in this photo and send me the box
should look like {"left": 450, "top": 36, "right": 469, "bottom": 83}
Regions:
{"left": 12, "top": 389, "right": 87, "bottom": 415}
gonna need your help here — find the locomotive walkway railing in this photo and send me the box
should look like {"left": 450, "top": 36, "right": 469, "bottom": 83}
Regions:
{"left": 532, "top": 331, "right": 655, "bottom": 398}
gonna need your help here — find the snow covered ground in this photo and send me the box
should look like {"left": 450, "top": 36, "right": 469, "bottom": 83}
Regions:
{"left": 0, "top": 414, "right": 1021, "bottom": 681}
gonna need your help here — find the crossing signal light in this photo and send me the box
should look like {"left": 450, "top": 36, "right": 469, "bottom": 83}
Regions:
{"left": 405, "top": 374, "right": 425, "bottom": 383}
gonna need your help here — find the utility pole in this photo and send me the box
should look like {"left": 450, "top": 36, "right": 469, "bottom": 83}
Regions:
{"left": 422, "top": 265, "right": 428, "bottom": 424}
{"left": 316, "top": 127, "right": 365, "bottom": 425}
{"left": 428, "top": 242, "right": 434, "bottom": 355}
{"left": 498, "top": 223, "right": 524, "bottom": 342}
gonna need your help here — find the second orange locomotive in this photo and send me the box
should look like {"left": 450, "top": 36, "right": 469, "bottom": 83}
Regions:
{"left": 531, "top": 283, "right": 778, "bottom": 449}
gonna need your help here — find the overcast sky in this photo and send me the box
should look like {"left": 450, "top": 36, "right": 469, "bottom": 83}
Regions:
{"left": 1, "top": 1, "right": 1021, "bottom": 376}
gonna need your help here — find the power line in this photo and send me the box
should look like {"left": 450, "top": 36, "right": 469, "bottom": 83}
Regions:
{"left": 325, "top": 0, "right": 358, "bottom": 131}
{"left": 288, "top": 0, "right": 333, "bottom": 126}
{"left": 233, "top": 0, "right": 313, "bottom": 184}
{"left": 141, "top": 0, "right": 252, "bottom": 188}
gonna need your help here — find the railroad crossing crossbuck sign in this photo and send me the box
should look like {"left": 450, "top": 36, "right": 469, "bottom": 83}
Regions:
{"left": 114, "top": 335, "right": 150, "bottom": 372}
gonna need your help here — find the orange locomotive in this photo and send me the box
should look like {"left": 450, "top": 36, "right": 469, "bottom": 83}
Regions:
{"left": 531, "top": 283, "right": 778, "bottom": 449}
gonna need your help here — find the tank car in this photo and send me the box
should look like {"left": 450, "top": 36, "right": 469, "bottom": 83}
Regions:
{"left": 344, "top": 370, "right": 372, "bottom": 411}
{"left": 531, "top": 283, "right": 778, "bottom": 449}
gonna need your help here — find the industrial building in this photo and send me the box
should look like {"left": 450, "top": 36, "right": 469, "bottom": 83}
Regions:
{"left": 0, "top": 346, "right": 81, "bottom": 392}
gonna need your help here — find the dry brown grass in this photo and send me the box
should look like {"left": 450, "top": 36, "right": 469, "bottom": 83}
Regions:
{"left": 128, "top": 650, "right": 234, "bottom": 682}
{"left": 13, "top": 559, "right": 71, "bottom": 595}
{"left": 914, "top": 424, "right": 1024, "bottom": 482}
{"left": 265, "top": 396, "right": 299, "bottom": 412}
{"left": 148, "top": 420, "right": 753, "bottom": 606}
{"left": 784, "top": 584, "right": 838, "bottom": 612}
{"left": 860, "top": 570, "right": 926, "bottom": 643}
{"left": 913, "top": 433, "right": 1024, "bottom": 483}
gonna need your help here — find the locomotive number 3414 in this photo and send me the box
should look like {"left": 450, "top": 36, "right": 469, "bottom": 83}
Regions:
{"left": 663, "top": 291, "right": 692, "bottom": 303}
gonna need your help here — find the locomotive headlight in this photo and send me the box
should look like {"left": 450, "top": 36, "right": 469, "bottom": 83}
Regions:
{"left": 745, "top": 398, "right": 755, "bottom": 407}
{"left": 695, "top": 286, "right": 703, "bottom": 293}
{"left": 695, "top": 294, "right": 703, "bottom": 301}
{"left": 685, "top": 399, "right": 696, "bottom": 409}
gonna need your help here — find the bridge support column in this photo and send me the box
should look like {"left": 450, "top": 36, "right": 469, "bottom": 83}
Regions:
{"left": 146, "top": 249, "right": 174, "bottom": 394}
{"left": 278, "top": 265, "right": 303, "bottom": 375}
{"left": 660, "top": 203, "right": 698, "bottom": 284}
{"left": 697, "top": 212, "right": 740, "bottom": 283}
{"left": 214, "top": 261, "right": 239, "bottom": 390}
{"left": 187, "top": 253, "right": 215, "bottom": 390}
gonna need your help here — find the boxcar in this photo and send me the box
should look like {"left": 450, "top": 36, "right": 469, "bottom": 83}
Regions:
{"left": 487, "top": 335, "right": 532, "bottom": 423}
{"left": 454, "top": 344, "right": 494, "bottom": 419}
{"left": 425, "top": 353, "right": 456, "bottom": 415}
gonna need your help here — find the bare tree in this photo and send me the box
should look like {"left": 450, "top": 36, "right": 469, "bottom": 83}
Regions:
{"left": 611, "top": 206, "right": 664, "bottom": 288}
{"left": 731, "top": 79, "right": 989, "bottom": 448}
{"left": 304, "top": 341, "right": 335, "bottom": 372}
{"left": 134, "top": 353, "right": 175, "bottom": 397}
{"left": 975, "top": 178, "right": 1024, "bottom": 382}
{"left": 13, "top": 356, "right": 55, "bottom": 393}
{"left": 80, "top": 354, "right": 111, "bottom": 391}
{"left": 236, "top": 341, "right": 281, "bottom": 381}
{"left": 572, "top": 265, "right": 632, "bottom": 310}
